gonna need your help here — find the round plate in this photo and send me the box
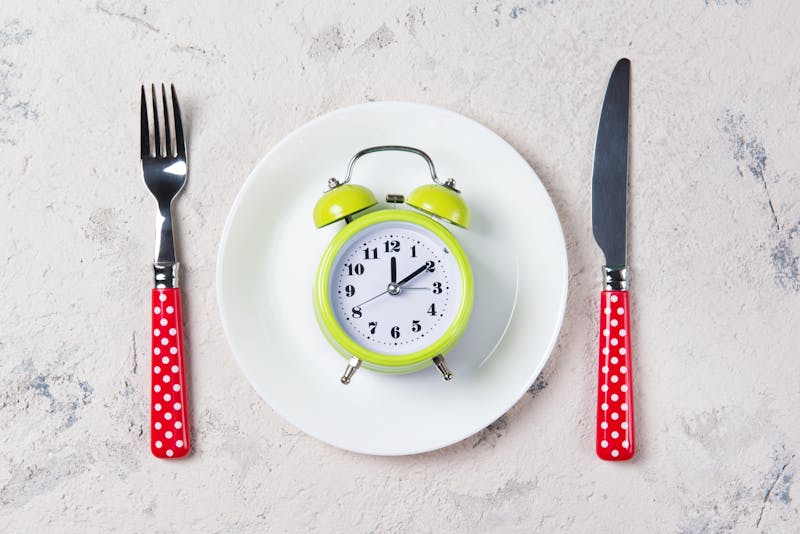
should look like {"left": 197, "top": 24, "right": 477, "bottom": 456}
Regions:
{"left": 217, "top": 102, "right": 568, "bottom": 455}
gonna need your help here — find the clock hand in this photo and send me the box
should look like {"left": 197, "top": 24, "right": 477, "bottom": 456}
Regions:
{"left": 397, "top": 262, "right": 432, "bottom": 286}
{"left": 390, "top": 256, "right": 397, "bottom": 284}
{"left": 352, "top": 289, "right": 389, "bottom": 310}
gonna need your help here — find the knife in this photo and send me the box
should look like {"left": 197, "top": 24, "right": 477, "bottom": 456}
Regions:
{"left": 592, "top": 58, "right": 634, "bottom": 461}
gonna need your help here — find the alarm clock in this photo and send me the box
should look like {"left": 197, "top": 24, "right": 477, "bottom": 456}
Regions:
{"left": 312, "top": 146, "right": 474, "bottom": 384}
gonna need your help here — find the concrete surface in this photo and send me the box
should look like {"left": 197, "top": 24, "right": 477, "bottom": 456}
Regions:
{"left": 1, "top": 1, "right": 798, "bottom": 532}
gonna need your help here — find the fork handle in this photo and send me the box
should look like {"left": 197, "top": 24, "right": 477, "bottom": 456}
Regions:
{"left": 151, "top": 288, "right": 190, "bottom": 458}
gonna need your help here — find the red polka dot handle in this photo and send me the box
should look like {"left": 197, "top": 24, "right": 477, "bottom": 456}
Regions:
{"left": 151, "top": 288, "right": 190, "bottom": 459}
{"left": 596, "top": 290, "right": 634, "bottom": 461}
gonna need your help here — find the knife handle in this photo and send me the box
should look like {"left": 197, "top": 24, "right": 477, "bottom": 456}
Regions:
{"left": 596, "top": 290, "right": 635, "bottom": 461}
{"left": 151, "top": 288, "right": 191, "bottom": 459}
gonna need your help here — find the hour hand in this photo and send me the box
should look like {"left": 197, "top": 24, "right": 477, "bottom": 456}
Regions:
{"left": 390, "top": 256, "right": 397, "bottom": 284}
{"left": 397, "top": 261, "right": 432, "bottom": 286}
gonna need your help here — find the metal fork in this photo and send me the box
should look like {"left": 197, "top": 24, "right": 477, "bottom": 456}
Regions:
{"left": 141, "top": 84, "right": 190, "bottom": 459}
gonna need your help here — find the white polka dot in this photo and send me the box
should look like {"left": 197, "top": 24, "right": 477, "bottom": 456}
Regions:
{"left": 154, "top": 347, "right": 161, "bottom": 355}
{"left": 611, "top": 393, "right": 619, "bottom": 401}
{"left": 169, "top": 328, "right": 177, "bottom": 336}
{"left": 154, "top": 384, "right": 161, "bottom": 392}
{"left": 620, "top": 348, "right": 627, "bottom": 355}
{"left": 166, "top": 449, "right": 174, "bottom": 457}
{"left": 164, "top": 393, "right": 172, "bottom": 402}
{"left": 611, "top": 357, "right": 619, "bottom": 365}
{"left": 173, "top": 384, "right": 181, "bottom": 392}
{"left": 601, "top": 403, "right": 609, "bottom": 411}
{"left": 159, "top": 293, "right": 167, "bottom": 302}
{"left": 154, "top": 403, "right": 162, "bottom": 411}
{"left": 600, "top": 421, "right": 608, "bottom": 429}
{"left": 162, "top": 356, "right": 169, "bottom": 364}
{"left": 154, "top": 307, "right": 161, "bottom": 314}
{"left": 621, "top": 403, "right": 628, "bottom": 411}
{"left": 163, "top": 375, "right": 171, "bottom": 383}
{"left": 611, "top": 449, "right": 619, "bottom": 457}
{"left": 603, "top": 328, "right": 610, "bottom": 337}
{"left": 175, "top": 421, "right": 182, "bottom": 429}
{"left": 602, "top": 347, "right": 610, "bottom": 355}
{"left": 165, "top": 431, "right": 173, "bottom": 439}
{"left": 611, "top": 412, "right": 619, "bottom": 420}
{"left": 164, "top": 412, "right": 172, "bottom": 420}
{"left": 611, "top": 431, "right": 619, "bottom": 439}
{"left": 155, "top": 440, "right": 163, "bottom": 448}
{"left": 619, "top": 329, "right": 627, "bottom": 337}
{"left": 173, "top": 402, "right": 181, "bottom": 410}
{"left": 621, "top": 422, "right": 628, "bottom": 429}
{"left": 611, "top": 319, "right": 619, "bottom": 327}
{"left": 611, "top": 375, "right": 619, "bottom": 383}
{"left": 153, "top": 366, "right": 161, "bottom": 374}
{"left": 170, "top": 347, "right": 178, "bottom": 355}
{"left": 602, "top": 366, "right": 609, "bottom": 374}
{"left": 617, "top": 307, "right": 624, "bottom": 315}
{"left": 622, "top": 366, "right": 629, "bottom": 374}
{"left": 621, "top": 384, "right": 628, "bottom": 392}
{"left": 160, "top": 318, "right": 168, "bottom": 326}
{"left": 171, "top": 365, "right": 179, "bottom": 373}
{"left": 611, "top": 338, "right": 619, "bottom": 346}
{"left": 176, "top": 440, "right": 184, "bottom": 447}
{"left": 161, "top": 337, "right": 169, "bottom": 345}
{"left": 610, "top": 294, "right": 619, "bottom": 303}
{"left": 604, "top": 307, "right": 611, "bottom": 315}
{"left": 153, "top": 328, "right": 160, "bottom": 336}
{"left": 601, "top": 384, "right": 609, "bottom": 392}
{"left": 622, "top": 440, "right": 629, "bottom": 448}
{"left": 601, "top": 440, "right": 609, "bottom": 448}
{"left": 154, "top": 422, "right": 162, "bottom": 430}
{"left": 166, "top": 306, "right": 174, "bottom": 314}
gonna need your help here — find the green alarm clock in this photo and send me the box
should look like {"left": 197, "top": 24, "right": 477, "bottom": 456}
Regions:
{"left": 312, "top": 146, "right": 474, "bottom": 384}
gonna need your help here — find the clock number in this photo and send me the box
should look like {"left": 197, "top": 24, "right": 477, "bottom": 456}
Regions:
{"left": 432, "top": 282, "right": 442, "bottom": 294}
{"left": 351, "top": 306, "right": 362, "bottom": 318}
{"left": 427, "top": 303, "right": 437, "bottom": 316}
{"left": 425, "top": 260, "right": 435, "bottom": 272}
{"left": 390, "top": 326, "right": 400, "bottom": 339}
{"left": 411, "top": 320, "right": 421, "bottom": 333}
{"left": 346, "top": 263, "right": 365, "bottom": 275}
{"left": 384, "top": 240, "right": 400, "bottom": 253}
{"left": 411, "top": 245, "right": 417, "bottom": 258}
{"left": 345, "top": 285, "right": 355, "bottom": 297}
{"left": 363, "top": 247, "right": 379, "bottom": 260}
{"left": 368, "top": 321, "right": 377, "bottom": 334}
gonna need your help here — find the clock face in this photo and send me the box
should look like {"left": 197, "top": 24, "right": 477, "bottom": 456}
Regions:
{"left": 329, "top": 220, "right": 465, "bottom": 355}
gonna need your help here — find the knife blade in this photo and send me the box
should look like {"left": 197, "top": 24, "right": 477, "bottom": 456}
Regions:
{"left": 592, "top": 58, "right": 635, "bottom": 461}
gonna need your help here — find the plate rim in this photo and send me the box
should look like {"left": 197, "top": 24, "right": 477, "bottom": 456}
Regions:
{"left": 216, "top": 100, "right": 569, "bottom": 455}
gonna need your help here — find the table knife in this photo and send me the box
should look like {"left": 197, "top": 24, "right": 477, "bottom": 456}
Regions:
{"left": 592, "top": 58, "right": 635, "bottom": 461}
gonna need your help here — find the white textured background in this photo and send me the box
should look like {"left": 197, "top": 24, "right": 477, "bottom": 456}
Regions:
{"left": 1, "top": 1, "right": 798, "bottom": 532}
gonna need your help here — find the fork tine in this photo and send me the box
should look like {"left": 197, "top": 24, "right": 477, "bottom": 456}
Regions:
{"left": 161, "top": 83, "right": 172, "bottom": 157}
{"left": 140, "top": 85, "right": 150, "bottom": 158}
{"left": 171, "top": 85, "right": 186, "bottom": 158}
{"left": 151, "top": 84, "right": 161, "bottom": 157}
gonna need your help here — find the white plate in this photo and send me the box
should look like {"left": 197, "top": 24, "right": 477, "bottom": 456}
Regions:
{"left": 217, "top": 102, "right": 568, "bottom": 455}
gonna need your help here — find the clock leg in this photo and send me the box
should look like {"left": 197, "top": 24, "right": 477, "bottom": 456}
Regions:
{"left": 340, "top": 357, "right": 362, "bottom": 384}
{"left": 432, "top": 355, "right": 453, "bottom": 381}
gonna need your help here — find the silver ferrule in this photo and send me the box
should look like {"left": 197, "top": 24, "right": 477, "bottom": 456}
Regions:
{"left": 154, "top": 262, "right": 179, "bottom": 288}
{"left": 603, "top": 265, "right": 628, "bottom": 291}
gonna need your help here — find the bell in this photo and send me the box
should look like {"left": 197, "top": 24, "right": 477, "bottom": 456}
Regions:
{"left": 406, "top": 181, "right": 470, "bottom": 229}
{"left": 313, "top": 183, "right": 378, "bottom": 228}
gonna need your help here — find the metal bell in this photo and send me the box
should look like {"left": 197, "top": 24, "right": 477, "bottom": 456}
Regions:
{"left": 313, "top": 182, "right": 378, "bottom": 228}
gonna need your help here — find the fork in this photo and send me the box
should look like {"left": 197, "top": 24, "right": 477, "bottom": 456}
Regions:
{"left": 141, "top": 84, "right": 190, "bottom": 459}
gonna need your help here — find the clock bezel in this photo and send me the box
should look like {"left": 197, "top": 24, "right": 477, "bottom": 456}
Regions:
{"left": 313, "top": 209, "right": 473, "bottom": 370}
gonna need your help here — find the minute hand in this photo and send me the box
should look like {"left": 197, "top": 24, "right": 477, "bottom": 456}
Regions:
{"left": 397, "top": 263, "right": 430, "bottom": 286}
